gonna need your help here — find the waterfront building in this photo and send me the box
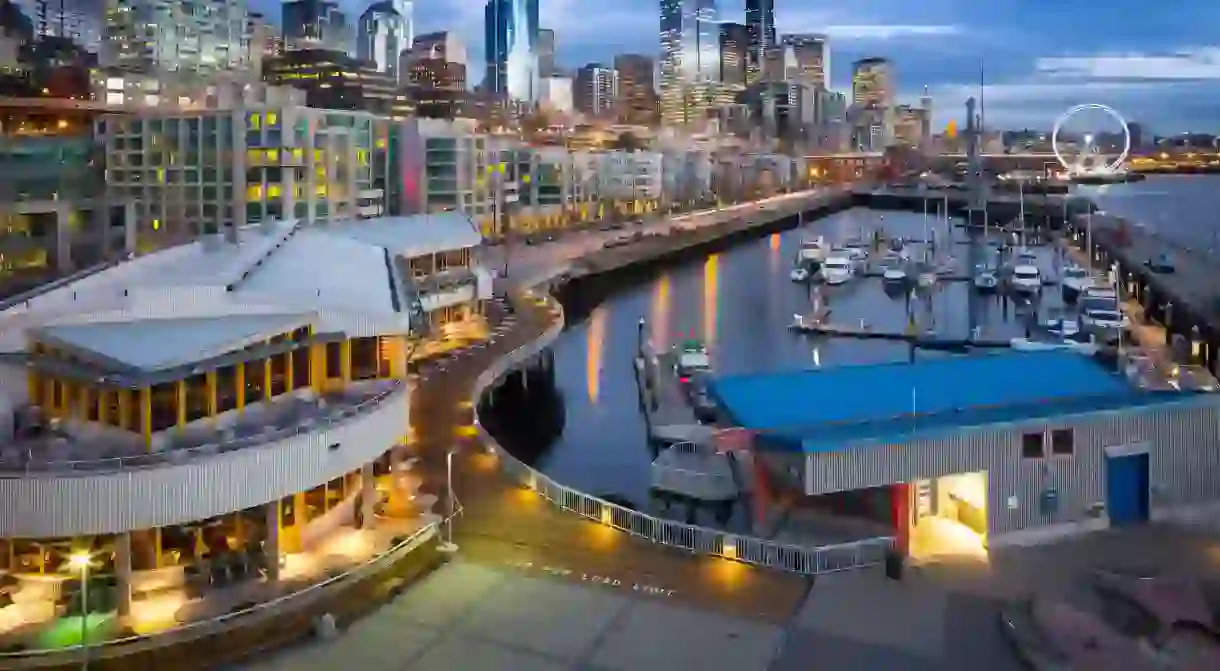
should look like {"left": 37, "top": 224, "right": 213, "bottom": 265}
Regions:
{"left": 574, "top": 63, "right": 617, "bottom": 119}
{"left": 0, "top": 134, "right": 136, "bottom": 298}
{"left": 96, "top": 82, "right": 392, "bottom": 245}
{"left": 743, "top": 0, "right": 774, "bottom": 86}
{"left": 500, "top": 146, "right": 597, "bottom": 232}
{"left": 394, "top": 117, "right": 492, "bottom": 225}
{"left": 658, "top": 0, "right": 718, "bottom": 128}
{"left": 357, "top": 1, "right": 412, "bottom": 82}
{"left": 780, "top": 34, "right": 829, "bottom": 90}
{"left": 263, "top": 47, "right": 412, "bottom": 118}
{"left": 483, "top": 0, "right": 540, "bottom": 103}
{"left": 0, "top": 211, "right": 488, "bottom": 628}
{"left": 708, "top": 352, "right": 1220, "bottom": 556}
{"left": 281, "top": 0, "right": 350, "bottom": 53}
{"left": 613, "top": 54, "right": 657, "bottom": 126}
{"left": 591, "top": 150, "right": 663, "bottom": 214}
{"left": 661, "top": 149, "right": 714, "bottom": 207}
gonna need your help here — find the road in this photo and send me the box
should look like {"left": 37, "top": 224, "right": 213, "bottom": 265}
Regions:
{"left": 478, "top": 188, "right": 841, "bottom": 289}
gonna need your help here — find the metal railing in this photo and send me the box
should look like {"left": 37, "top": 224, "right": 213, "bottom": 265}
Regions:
{"left": 0, "top": 520, "right": 443, "bottom": 666}
{"left": 471, "top": 288, "right": 894, "bottom": 576}
{"left": 0, "top": 381, "right": 407, "bottom": 476}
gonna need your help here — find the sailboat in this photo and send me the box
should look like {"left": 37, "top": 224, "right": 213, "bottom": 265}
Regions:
{"left": 972, "top": 181, "right": 998, "bottom": 291}
{"left": 916, "top": 194, "right": 938, "bottom": 289}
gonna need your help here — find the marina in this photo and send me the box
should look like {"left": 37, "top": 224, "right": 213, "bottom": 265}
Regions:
{"left": 482, "top": 176, "right": 1220, "bottom": 552}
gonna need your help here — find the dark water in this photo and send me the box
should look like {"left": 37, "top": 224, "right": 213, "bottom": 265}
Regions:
{"left": 1075, "top": 175, "right": 1220, "bottom": 254}
{"left": 509, "top": 176, "right": 1220, "bottom": 506}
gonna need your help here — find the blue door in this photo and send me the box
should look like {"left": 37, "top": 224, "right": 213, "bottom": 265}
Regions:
{"left": 1106, "top": 452, "right": 1150, "bottom": 526}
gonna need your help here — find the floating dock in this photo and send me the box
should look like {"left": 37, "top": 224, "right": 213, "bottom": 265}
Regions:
{"left": 788, "top": 317, "right": 1012, "bottom": 350}
{"left": 633, "top": 338, "right": 744, "bottom": 502}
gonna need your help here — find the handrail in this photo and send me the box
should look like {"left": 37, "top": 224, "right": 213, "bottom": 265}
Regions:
{"left": 0, "top": 381, "right": 407, "bottom": 476}
{"left": 471, "top": 287, "right": 895, "bottom": 576}
{"left": 0, "top": 515, "right": 446, "bottom": 664}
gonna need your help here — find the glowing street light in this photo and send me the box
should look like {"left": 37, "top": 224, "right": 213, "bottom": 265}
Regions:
{"left": 69, "top": 551, "right": 92, "bottom": 670}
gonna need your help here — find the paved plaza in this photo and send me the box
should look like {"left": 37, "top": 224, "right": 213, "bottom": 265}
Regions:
{"left": 239, "top": 558, "right": 1029, "bottom": 671}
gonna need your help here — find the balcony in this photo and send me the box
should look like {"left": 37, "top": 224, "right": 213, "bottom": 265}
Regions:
{"left": 0, "top": 379, "right": 409, "bottom": 538}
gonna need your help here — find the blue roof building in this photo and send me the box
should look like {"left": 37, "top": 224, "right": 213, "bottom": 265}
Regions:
{"left": 707, "top": 352, "right": 1220, "bottom": 549}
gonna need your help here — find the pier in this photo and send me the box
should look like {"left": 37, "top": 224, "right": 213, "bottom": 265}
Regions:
{"left": 851, "top": 187, "right": 1095, "bottom": 228}
{"left": 788, "top": 316, "right": 1013, "bottom": 350}
{"left": 632, "top": 324, "right": 742, "bottom": 504}
{"left": 1075, "top": 213, "right": 1220, "bottom": 374}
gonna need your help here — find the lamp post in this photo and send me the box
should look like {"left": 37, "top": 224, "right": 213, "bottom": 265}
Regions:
{"left": 439, "top": 449, "right": 458, "bottom": 554}
{"left": 69, "top": 551, "right": 91, "bottom": 670}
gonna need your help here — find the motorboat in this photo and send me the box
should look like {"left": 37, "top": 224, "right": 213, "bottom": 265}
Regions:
{"left": 1010, "top": 264, "right": 1042, "bottom": 294}
{"left": 790, "top": 266, "right": 811, "bottom": 282}
{"left": 821, "top": 255, "right": 854, "bottom": 285}
{"left": 914, "top": 262, "right": 937, "bottom": 289}
{"left": 973, "top": 266, "right": 999, "bottom": 292}
{"left": 797, "top": 235, "right": 828, "bottom": 264}
{"left": 882, "top": 265, "right": 908, "bottom": 284}
{"left": 886, "top": 237, "right": 910, "bottom": 261}
{"left": 673, "top": 339, "right": 711, "bottom": 381}
{"left": 1010, "top": 337, "right": 1099, "bottom": 355}
{"left": 843, "top": 240, "right": 870, "bottom": 262}
{"left": 1060, "top": 265, "right": 1093, "bottom": 303}
{"left": 1042, "top": 317, "right": 1081, "bottom": 340}
{"left": 1079, "top": 305, "right": 1130, "bottom": 341}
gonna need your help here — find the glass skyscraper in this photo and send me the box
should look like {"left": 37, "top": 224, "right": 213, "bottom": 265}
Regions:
{"left": 484, "top": 0, "right": 539, "bottom": 102}
{"left": 744, "top": 0, "right": 774, "bottom": 84}
{"left": 658, "top": 0, "right": 717, "bottom": 127}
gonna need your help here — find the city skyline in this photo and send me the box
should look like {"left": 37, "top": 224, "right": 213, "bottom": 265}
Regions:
{"left": 248, "top": 0, "right": 1220, "bottom": 133}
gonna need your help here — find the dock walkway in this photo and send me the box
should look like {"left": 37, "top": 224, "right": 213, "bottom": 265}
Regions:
{"left": 788, "top": 317, "right": 1012, "bottom": 350}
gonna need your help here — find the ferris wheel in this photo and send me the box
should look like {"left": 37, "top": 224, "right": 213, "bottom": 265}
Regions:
{"left": 1051, "top": 103, "right": 1131, "bottom": 175}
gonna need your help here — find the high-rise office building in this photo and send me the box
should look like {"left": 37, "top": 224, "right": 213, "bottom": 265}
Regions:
{"left": 102, "top": 0, "right": 251, "bottom": 79}
{"left": 718, "top": 22, "right": 748, "bottom": 88}
{"left": 613, "top": 53, "right": 656, "bottom": 125}
{"left": 19, "top": 0, "right": 101, "bottom": 51}
{"left": 851, "top": 57, "right": 893, "bottom": 109}
{"left": 781, "top": 33, "right": 828, "bottom": 89}
{"left": 744, "top": 0, "right": 774, "bottom": 85}
{"left": 358, "top": 1, "right": 411, "bottom": 81}
{"left": 282, "top": 0, "right": 350, "bottom": 53}
{"left": 575, "top": 63, "right": 617, "bottom": 117}
{"left": 484, "top": 0, "right": 539, "bottom": 102}
{"left": 658, "top": 0, "right": 718, "bottom": 127}
{"left": 537, "top": 27, "right": 555, "bottom": 77}
{"left": 409, "top": 31, "right": 467, "bottom": 67}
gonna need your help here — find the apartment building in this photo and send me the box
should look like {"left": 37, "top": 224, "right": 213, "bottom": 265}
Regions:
{"left": 591, "top": 151, "right": 663, "bottom": 214}
{"left": 96, "top": 82, "right": 391, "bottom": 246}
{"left": 394, "top": 117, "right": 491, "bottom": 224}
{"left": 500, "top": 146, "right": 598, "bottom": 232}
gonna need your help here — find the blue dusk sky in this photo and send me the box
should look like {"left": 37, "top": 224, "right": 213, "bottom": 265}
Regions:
{"left": 257, "top": 0, "right": 1220, "bottom": 134}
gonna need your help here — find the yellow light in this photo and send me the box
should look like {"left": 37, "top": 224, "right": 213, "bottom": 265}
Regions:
{"left": 250, "top": 113, "right": 261, "bottom": 130}
{"left": 69, "top": 551, "right": 91, "bottom": 571}
{"left": 248, "top": 184, "right": 264, "bottom": 200}
{"left": 722, "top": 542, "right": 736, "bottom": 559}
{"left": 266, "top": 112, "right": 278, "bottom": 126}
{"left": 267, "top": 149, "right": 278, "bottom": 161}
{"left": 152, "top": 219, "right": 161, "bottom": 231}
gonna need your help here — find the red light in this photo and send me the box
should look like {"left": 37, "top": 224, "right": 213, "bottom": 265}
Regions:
{"left": 679, "top": 377, "right": 690, "bottom": 384}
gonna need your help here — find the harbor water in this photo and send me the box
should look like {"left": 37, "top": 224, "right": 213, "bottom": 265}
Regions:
{"left": 495, "top": 176, "right": 1220, "bottom": 513}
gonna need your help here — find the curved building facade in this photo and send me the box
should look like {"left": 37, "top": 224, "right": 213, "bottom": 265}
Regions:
{"left": 0, "top": 212, "right": 488, "bottom": 627}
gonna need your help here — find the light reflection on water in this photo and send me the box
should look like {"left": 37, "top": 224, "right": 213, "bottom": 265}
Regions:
{"left": 540, "top": 185, "right": 1218, "bottom": 503}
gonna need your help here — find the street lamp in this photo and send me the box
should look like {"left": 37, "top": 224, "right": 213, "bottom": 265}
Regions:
{"left": 69, "top": 551, "right": 91, "bottom": 670}
{"left": 438, "top": 449, "right": 459, "bottom": 554}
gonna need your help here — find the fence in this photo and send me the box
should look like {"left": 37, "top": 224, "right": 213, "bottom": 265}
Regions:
{"left": 0, "top": 381, "right": 407, "bottom": 476}
{"left": 0, "top": 521, "right": 441, "bottom": 667}
{"left": 472, "top": 288, "right": 895, "bottom": 576}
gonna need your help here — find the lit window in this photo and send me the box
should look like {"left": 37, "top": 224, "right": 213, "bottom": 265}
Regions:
{"left": 266, "top": 112, "right": 278, "bottom": 126}
{"left": 152, "top": 219, "right": 161, "bottom": 231}
{"left": 267, "top": 149, "right": 278, "bottom": 161}
{"left": 315, "top": 184, "right": 327, "bottom": 197}
{"left": 247, "top": 184, "right": 264, "bottom": 200}
{"left": 250, "top": 113, "right": 261, "bottom": 130}
{"left": 267, "top": 184, "right": 282, "bottom": 198}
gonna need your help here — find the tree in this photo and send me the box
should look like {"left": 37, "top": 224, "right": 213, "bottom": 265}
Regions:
{"left": 611, "top": 131, "right": 643, "bottom": 152}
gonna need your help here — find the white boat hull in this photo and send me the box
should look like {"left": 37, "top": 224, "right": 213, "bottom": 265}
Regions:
{"left": 790, "top": 269, "right": 810, "bottom": 282}
{"left": 882, "top": 270, "right": 908, "bottom": 283}
{"left": 824, "top": 272, "right": 851, "bottom": 285}
{"left": 1010, "top": 338, "right": 1099, "bottom": 355}
{"left": 1011, "top": 280, "right": 1041, "bottom": 294}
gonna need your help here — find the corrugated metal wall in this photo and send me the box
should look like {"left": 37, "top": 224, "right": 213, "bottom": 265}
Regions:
{"left": 0, "top": 387, "right": 410, "bottom": 538}
{"left": 805, "top": 397, "right": 1220, "bottom": 537}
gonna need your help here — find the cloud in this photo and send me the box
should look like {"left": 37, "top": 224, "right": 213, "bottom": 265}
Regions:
{"left": 823, "top": 25, "right": 960, "bottom": 40}
{"left": 1035, "top": 47, "right": 1220, "bottom": 80}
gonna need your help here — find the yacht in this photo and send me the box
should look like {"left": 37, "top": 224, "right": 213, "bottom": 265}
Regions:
{"left": 821, "top": 255, "right": 854, "bottom": 285}
{"left": 887, "top": 237, "right": 910, "bottom": 261}
{"left": 1010, "top": 264, "right": 1042, "bottom": 295}
{"left": 1079, "top": 289, "right": 1129, "bottom": 341}
{"left": 1060, "top": 265, "right": 1093, "bottom": 303}
{"left": 673, "top": 339, "right": 712, "bottom": 381}
{"left": 882, "top": 263, "right": 908, "bottom": 285}
{"left": 790, "top": 265, "right": 811, "bottom": 282}
{"left": 797, "top": 235, "right": 828, "bottom": 265}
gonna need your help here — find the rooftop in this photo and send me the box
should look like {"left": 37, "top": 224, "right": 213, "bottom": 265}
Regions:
{"left": 707, "top": 352, "right": 1202, "bottom": 452}
{"left": 0, "top": 214, "right": 482, "bottom": 373}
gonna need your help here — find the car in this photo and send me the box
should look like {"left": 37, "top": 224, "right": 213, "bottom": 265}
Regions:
{"left": 1146, "top": 253, "right": 1175, "bottom": 273}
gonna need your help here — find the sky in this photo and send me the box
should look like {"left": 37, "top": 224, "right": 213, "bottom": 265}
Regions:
{"left": 256, "top": 0, "right": 1220, "bottom": 134}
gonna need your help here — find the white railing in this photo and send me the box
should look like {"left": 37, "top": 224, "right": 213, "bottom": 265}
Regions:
{"left": 0, "top": 520, "right": 443, "bottom": 666}
{"left": 472, "top": 289, "right": 895, "bottom": 576}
